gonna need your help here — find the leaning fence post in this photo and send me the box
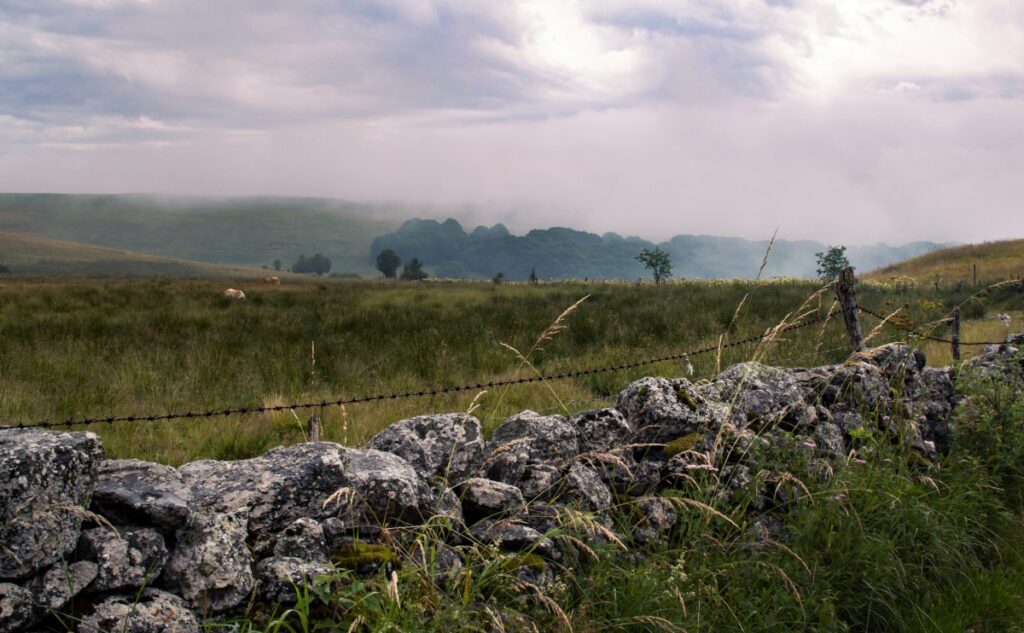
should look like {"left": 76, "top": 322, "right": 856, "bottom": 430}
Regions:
{"left": 836, "top": 267, "right": 865, "bottom": 352}
{"left": 307, "top": 411, "right": 321, "bottom": 443}
{"left": 950, "top": 307, "right": 961, "bottom": 361}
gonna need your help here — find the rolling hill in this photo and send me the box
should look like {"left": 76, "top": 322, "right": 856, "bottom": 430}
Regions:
{"left": 867, "top": 239, "right": 1024, "bottom": 285}
{"left": 0, "top": 194, "right": 402, "bottom": 275}
{"left": 0, "top": 232, "right": 282, "bottom": 277}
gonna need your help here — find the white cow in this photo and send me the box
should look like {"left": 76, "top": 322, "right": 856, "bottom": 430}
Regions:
{"left": 223, "top": 288, "right": 246, "bottom": 300}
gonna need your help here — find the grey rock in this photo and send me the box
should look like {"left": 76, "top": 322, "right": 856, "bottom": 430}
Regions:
{"left": 479, "top": 440, "right": 535, "bottom": 488}
{"left": 492, "top": 411, "right": 579, "bottom": 460}
{"left": 78, "top": 588, "right": 199, "bottom": 633}
{"left": 369, "top": 413, "right": 485, "bottom": 483}
{"left": 617, "top": 378, "right": 714, "bottom": 447}
{"left": 569, "top": 408, "right": 633, "bottom": 453}
{"left": 631, "top": 496, "right": 677, "bottom": 546}
{"left": 273, "top": 518, "right": 328, "bottom": 563}
{"left": 515, "top": 464, "right": 563, "bottom": 501}
{"left": 712, "top": 363, "right": 807, "bottom": 428}
{"left": 254, "top": 557, "right": 334, "bottom": 605}
{"left": 0, "top": 429, "right": 103, "bottom": 580}
{"left": 813, "top": 421, "right": 847, "bottom": 459}
{"left": 469, "top": 520, "right": 554, "bottom": 558}
{"left": 29, "top": 560, "right": 98, "bottom": 614}
{"left": 77, "top": 527, "right": 168, "bottom": 593}
{"left": 556, "top": 463, "right": 612, "bottom": 515}
{"left": 1008, "top": 333, "right": 1024, "bottom": 345}
{"left": 430, "top": 483, "right": 464, "bottom": 526}
{"left": 162, "top": 509, "right": 254, "bottom": 613}
{"left": 455, "top": 478, "right": 525, "bottom": 525}
{"left": 90, "top": 460, "right": 191, "bottom": 531}
{"left": 0, "top": 583, "right": 34, "bottom": 633}
{"left": 408, "top": 546, "right": 463, "bottom": 586}
{"left": 341, "top": 448, "right": 435, "bottom": 526}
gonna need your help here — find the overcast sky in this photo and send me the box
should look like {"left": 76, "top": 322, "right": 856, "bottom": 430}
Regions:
{"left": 1, "top": 0, "right": 1022, "bottom": 243}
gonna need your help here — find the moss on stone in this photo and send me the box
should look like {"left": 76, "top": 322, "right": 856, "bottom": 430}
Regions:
{"left": 664, "top": 433, "right": 702, "bottom": 456}
{"left": 331, "top": 543, "right": 397, "bottom": 570}
{"left": 500, "top": 552, "right": 548, "bottom": 573}
{"left": 675, "top": 388, "right": 698, "bottom": 410}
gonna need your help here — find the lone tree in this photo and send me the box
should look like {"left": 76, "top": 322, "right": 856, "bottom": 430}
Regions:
{"left": 273, "top": 258, "right": 282, "bottom": 272}
{"left": 815, "top": 245, "right": 851, "bottom": 280}
{"left": 636, "top": 247, "right": 672, "bottom": 285}
{"left": 528, "top": 268, "right": 538, "bottom": 284}
{"left": 376, "top": 249, "right": 401, "bottom": 279}
{"left": 400, "top": 257, "right": 428, "bottom": 281}
{"left": 293, "top": 253, "right": 332, "bottom": 275}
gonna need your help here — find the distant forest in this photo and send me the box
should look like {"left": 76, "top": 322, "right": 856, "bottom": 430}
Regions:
{"left": 369, "top": 218, "right": 951, "bottom": 281}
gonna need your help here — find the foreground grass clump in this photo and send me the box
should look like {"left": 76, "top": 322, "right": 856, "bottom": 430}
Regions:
{"left": 2, "top": 277, "right": 1020, "bottom": 464}
{"left": 233, "top": 368, "right": 1024, "bottom": 632}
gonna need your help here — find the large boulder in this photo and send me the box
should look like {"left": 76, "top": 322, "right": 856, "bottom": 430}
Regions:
{"left": 77, "top": 588, "right": 199, "bottom": 633}
{"left": 179, "top": 443, "right": 432, "bottom": 556}
{"left": 0, "top": 429, "right": 103, "bottom": 580}
{"left": 568, "top": 408, "right": 633, "bottom": 453}
{"left": 27, "top": 561, "right": 97, "bottom": 620}
{"left": 712, "top": 363, "right": 809, "bottom": 429}
{"left": 77, "top": 527, "right": 168, "bottom": 593}
{"left": 369, "top": 413, "right": 485, "bottom": 483}
{"left": 161, "top": 509, "right": 254, "bottom": 613}
{"left": 90, "top": 460, "right": 191, "bottom": 531}
{"left": 455, "top": 478, "right": 526, "bottom": 525}
{"left": 492, "top": 411, "right": 579, "bottom": 461}
{"left": 617, "top": 378, "right": 715, "bottom": 447}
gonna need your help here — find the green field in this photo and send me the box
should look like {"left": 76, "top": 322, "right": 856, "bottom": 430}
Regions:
{"left": 2, "top": 276, "right": 1020, "bottom": 464}
{"left": 868, "top": 238, "right": 1024, "bottom": 286}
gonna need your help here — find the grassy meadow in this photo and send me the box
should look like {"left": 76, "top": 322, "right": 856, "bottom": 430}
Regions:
{"left": 868, "top": 238, "right": 1024, "bottom": 287}
{"left": 1, "top": 275, "right": 1020, "bottom": 464}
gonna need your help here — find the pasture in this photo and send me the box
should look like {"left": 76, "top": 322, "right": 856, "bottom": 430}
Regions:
{"left": 2, "top": 276, "right": 1020, "bottom": 464}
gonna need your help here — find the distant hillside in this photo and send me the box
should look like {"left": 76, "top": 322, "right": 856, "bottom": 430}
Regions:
{"left": 0, "top": 232, "right": 279, "bottom": 277}
{"left": 867, "top": 239, "right": 1024, "bottom": 285}
{"left": 0, "top": 194, "right": 401, "bottom": 274}
{"left": 370, "top": 218, "right": 952, "bottom": 280}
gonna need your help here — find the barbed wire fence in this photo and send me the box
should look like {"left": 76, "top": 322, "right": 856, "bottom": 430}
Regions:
{"left": 2, "top": 272, "right": 1016, "bottom": 432}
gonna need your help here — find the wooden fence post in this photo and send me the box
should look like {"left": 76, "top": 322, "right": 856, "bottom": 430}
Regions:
{"left": 973, "top": 264, "right": 977, "bottom": 286}
{"left": 307, "top": 411, "right": 321, "bottom": 443}
{"left": 950, "top": 307, "right": 961, "bottom": 361}
{"left": 836, "top": 267, "right": 865, "bottom": 352}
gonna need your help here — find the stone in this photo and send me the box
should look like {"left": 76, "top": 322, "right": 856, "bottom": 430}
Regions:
{"left": 492, "top": 411, "right": 579, "bottom": 460}
{"left": 469, "top": 520, "right": 554, "bottom": 558}
{"left": 369, "top": 413, "right": 485, "bottom": 483}
{"left": 273, "top": 518, "right": 328, "bottom": 563}
{"left": 813, "top": 421, "right": 847, "bottom": 459}
{"left": 515, "top": 464, "right": 563, "bottom": 501}
{"left": 29, "top": 560, "right": 98, "bottom": 615}
{"left": 77, "top": 588, "right": 199, "bottom": 633}
{"left": 77, "top": 527, "right": 168, "bottom": 593}
{"left": 254, "top": 557, "right": 335, "bottom": 605}
{"left": 568, "top": 408, "right": 633, "bottom": 453}
{"left": 455, "top": 478, "right": 525, "bottom": 525}
{"left": 712, "top": 363, "right": 807, "bottom": 428}
{"left": 179, "top": 443, "right": 431, "bottom": 556}
{"left": 555, "top": 463, "right": 612, "bottom": 515}
{"left": 90, "top": 460, "right": 191, "bottom": 531}
{"left": 0, "top": 429, "right": 103, "bottom": 580}
{"left": 162, "top": 509, "right": 254, "bottom": 613}
{"left": 616, "top": 378, "right": 714, "bottom": 447}
{"left": 0, "top": 583, "right": 34, "bottom": 633}
{"left": 631, "top": 496, "right": 677, "bottom": 546}
{"left": 479, "top": 440, "right": 535, "bottom": 488}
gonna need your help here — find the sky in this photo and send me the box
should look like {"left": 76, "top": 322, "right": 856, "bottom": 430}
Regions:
{"left": 0, "top": 0, "right": 1022, "bottom": 244}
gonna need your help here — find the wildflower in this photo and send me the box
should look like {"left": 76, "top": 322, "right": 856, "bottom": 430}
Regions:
{"left": 854, "top": 458, "right": 867, "bottom": 465}
{"left": 800, "top": 440, "right": 817, "bottom": 450}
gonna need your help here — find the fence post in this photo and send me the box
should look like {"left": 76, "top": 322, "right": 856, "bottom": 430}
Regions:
{"left": 836, "top": 267, "right": 865, "bottom": 352}
{"left": 950, "top": 307, "right": 961, "bottom": 361}
{"left": 307, "top": 411, "right": 321, "bottom": 443}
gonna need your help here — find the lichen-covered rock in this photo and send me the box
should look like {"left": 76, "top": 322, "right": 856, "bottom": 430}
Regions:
{"left": 479, "top": 440, "right": 534, "bottom": 488}
{"left": 77, "top": 527, "right": 168, "bottom": 593}
{"left": 813, "top": 421, "right": 846, "bottom": 459}
{"left": 470, "top": 520, "right": 554, "bottom": 558}
{"left": 162, "top": 509, "right": 254, "bottom": 613}
{"left": 492, "top": 411, "right": 579, "bottom": 460}
{"left": 0, "top": 429, "right": 103, "bottom": 580}
{"left": 712, "top": 363, "right": 808, "bottom": 428}
{"left": 569, "top": 408, "right": 633, "bottom": 453}
{"left": 77, "top": 588, "right": 199, "bottom": 633}
{"left": 617, "top": 378, "right": 714, "bottom": 447}
{"left": 90, "top": 460, "right": 191, "bottom": 531}
{"left": 798, "top": 362, "right": 891, "bottom": 412}
{"left": 0, "top": 583, "right": 34, "bottom": 633}
{"left": 631, "top": 496, "right": 677, "bottom": 546}
{"left": 963, "top": 343, "right": 1023, "bottom": 378}
{"left": 455, "top": 478, "right": 526, "bottom": 525}
{"left": 515, "top": 464, "right": 563, "bottom": 501}
{"left": 369, "top": 413, "right": 485, "bottom": 483}
{"left": 556, "top": 463, "right": 612, "bottom": 515}
{"left": 273, "top": 518, "right": 328, "bottom": 563}
{"left": 254, "top": 557, "right": 334, "bottom": 604}
{"left": 28, "top": 560, "right": 97, "bottom": 617}
{"left": 180, "top": 443, "right": 431, "bottom": 556}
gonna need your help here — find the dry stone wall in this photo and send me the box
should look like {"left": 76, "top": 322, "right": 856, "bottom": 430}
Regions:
{"left": 2, "top": 339, "right": 1023, "bottom": 633}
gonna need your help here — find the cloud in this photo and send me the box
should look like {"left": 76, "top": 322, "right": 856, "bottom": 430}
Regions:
{"left": 0, "top": 0, "right": 1022, "bottom": 244}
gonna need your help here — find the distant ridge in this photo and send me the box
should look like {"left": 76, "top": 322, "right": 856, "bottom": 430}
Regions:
{"left": 866, "top": 239, "right": 1024, "bottom": 285}
{"left": 370, "top": 218, "right": 953, "bottom": 280}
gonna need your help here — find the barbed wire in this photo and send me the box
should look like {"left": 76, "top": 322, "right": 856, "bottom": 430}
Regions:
{"left": 0, "top": 313, "right": 829, "bottom": 431}
{"left": 857, "top": 306, "right": 1010, "bottom": 346}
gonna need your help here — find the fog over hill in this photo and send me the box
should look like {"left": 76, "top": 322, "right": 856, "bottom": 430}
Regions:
{"left": 370, "top": 218, "right": 952, "bottom": 280}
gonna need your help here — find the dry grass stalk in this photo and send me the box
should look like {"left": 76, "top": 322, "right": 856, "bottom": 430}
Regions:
{"left": 666, "top": 497, "right": 739, "bottom": 529}
{"left": 862, "top": 307, "right": 904, "bottom": 346}
{"left": 322, "top": 486, "right": 354, "bottom": 511}
{"left": 466, "top": 390, "right": 488, "bottom": 416}
{"left": 624, "top": 615, "right": 688, "bottom": 632}
{"left": 346, "top": 616, "right": 366, "bottom": 633}
{"left": 513, "top": 581, "right": 573, "bottom": 632}
{"left": 387, "top": 569, "right": 401, "bottom": 607}
{"left": 556, "top": 507, "right": 627, "bottom": 551}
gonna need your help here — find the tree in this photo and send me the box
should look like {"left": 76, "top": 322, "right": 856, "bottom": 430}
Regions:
{"left": 273, "top": 259, "right": 282, "bottom": 272}
{"left": 528, "top": 268, "right": 538, "bottom": 284}
{"left": 400, "top": 257, "right": 428, "bottom": 281}
{"left": 0, "top": 264, "right": 9, "bottom": 274}
{"left": 815, "top": 245, "right": 851, "bottom": 280}
{"left": 492, "top": 272, "right": 505, "bottom": 285}
{"left": 292, "top": 253, "right": 331, "bottom": 275}
{"left": 376, "top": 249, "right": 401, "bottom": 279}
{"left": 636, "top": 247, "right": 672, "bottom": 285}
